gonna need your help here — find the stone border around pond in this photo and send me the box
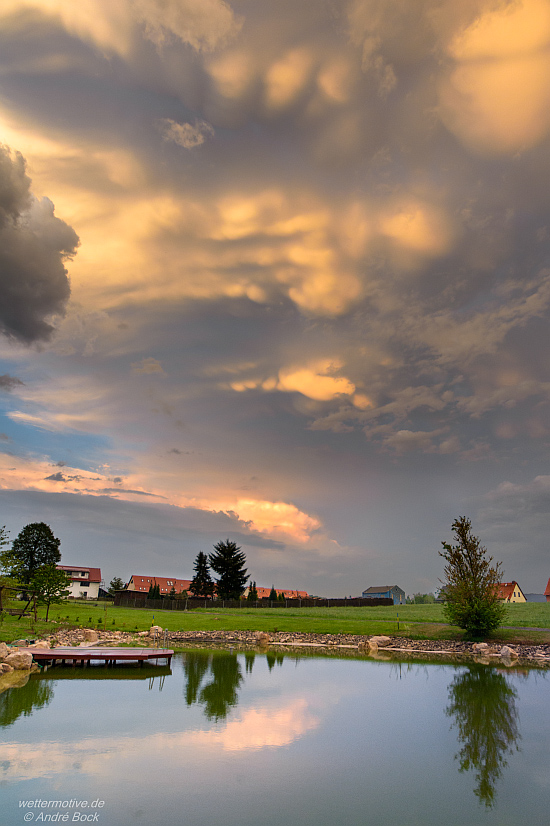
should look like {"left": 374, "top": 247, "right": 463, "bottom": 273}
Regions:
{"left": 5, "top": 628, "right": 550, "bottom": 669}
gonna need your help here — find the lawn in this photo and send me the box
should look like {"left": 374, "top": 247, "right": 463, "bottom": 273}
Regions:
{"left": 2, "top": 599, "right": 550, "bottom": 645}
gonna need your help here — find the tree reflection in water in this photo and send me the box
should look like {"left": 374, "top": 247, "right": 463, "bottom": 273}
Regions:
{"left": 446, "top": 665, "right": 521, "bottom": 807}
{"left": 0, "top": 675, "right": 54, "bottom": 728}
{"left": 182, "top": 652, "right": 244, "bottom": 721}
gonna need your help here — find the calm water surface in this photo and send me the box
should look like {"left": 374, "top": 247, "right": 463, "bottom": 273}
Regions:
{"left": 1, "top": 651, "right": 549, "bottom": 825}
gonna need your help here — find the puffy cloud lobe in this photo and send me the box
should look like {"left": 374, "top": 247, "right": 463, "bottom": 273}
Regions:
{"left": 0, "top": 145, "right": 78, "bottom": 342}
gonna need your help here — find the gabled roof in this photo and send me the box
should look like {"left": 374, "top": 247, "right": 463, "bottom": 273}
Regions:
{"left": 496, "top": 581, "right": 523, "bottom": 600}
{"left": 545, "top": 578, "right": 550, "bottom": 597}
{"left": 129, "top": 575, "right": 192, "bottom": 594}
{"left": 363, "top": 585, "right": 404, "bottom": 594}
{"left": 58, "top": 565, "right": 102, "bottom": 583}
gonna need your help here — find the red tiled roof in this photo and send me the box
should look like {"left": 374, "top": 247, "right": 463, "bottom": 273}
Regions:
{"left": 57, "top": 565, "right": 102, "bottom": 583}
{"left": 545, "top": 578, "right": 550, "bottom": 597}
{"left": 128, "top": 576, "right": 192, "bottom": 594}
{"left": 250, "top": 586, "right": 309, "bottom": 599}
{"left": 496, "top": 581, "right": 522, "bottom": 600}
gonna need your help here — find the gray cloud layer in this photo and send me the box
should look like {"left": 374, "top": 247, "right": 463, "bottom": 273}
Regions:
{"left": 0, "top": 145, "right": 78, "bottom": 342}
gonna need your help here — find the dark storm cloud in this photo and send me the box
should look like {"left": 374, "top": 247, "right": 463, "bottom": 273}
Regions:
{"left": 0, "top": 374, "right": 24, "bottom": 391}
{"left": 0, "top": 144, "right": 78, "bottom": 343}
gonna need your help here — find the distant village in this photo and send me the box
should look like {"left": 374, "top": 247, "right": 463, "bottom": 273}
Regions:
{"left": 56, "top": 565, "right": 550, "bottom": 605}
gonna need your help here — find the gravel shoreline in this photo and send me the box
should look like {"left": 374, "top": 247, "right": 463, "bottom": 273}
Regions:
{"left": 163, "top": 629, "right": 550, "bottom": 665}
{"left": 23, "top": 628, "right": 550, "bottom": 667}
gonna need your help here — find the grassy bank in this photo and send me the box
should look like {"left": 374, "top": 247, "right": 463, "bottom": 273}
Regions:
{"left": 2, "top": 600, "right": 550, "bottom": 645}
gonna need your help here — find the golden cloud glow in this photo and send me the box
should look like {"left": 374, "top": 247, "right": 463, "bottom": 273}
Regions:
{"left": 379, "top": 200, "right": 453, "bottom": 257}
{"left": 277, "top": 360, "right": 355, "bottom": 402}
{"left": 264, "top": 48, "right": 315, "bottom": 110}
{"left": 197, "top": 497, "right": 322, "bottom": 542}
{"left": 440, "top": 0, "right": 550, "bottom": 154}
{"left": 0, "top": 698, "right": 319, "bottom": 782}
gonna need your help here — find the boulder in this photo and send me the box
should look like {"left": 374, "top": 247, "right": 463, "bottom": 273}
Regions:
{"left": 369, "top": 636, "right": 391, "bottom": 647}
{"left": 500, "top": 645, "right": 518, "bottom": 660}
{"left": 83, "top": 629, "right": 99, "bottom": 642}
{"left": 149, "top": 626, "right": 163, "bottom": 636}
{"left": 472, "top": 642, "right": 489, "bottom": 652}
{"left": 0, "top": 642, "right": 10, "bottom": 660}
{"left": 367, "top": 640, "right": 378, "bottom": 653}
{"left": 0, "top": 662, "right": 14, "bottom": 674}
{"left": 0, "top": 670, "right": 30, "bottom": 693}
{"left": 4, "top": 651, "right": 33, "bottom": 670}
{"left": 255, "top": 632, "right": 270, "bottom": 646}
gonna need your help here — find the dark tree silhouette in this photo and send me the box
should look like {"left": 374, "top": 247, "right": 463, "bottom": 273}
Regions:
{"left": 190, "top": 551, "right": 215, "bottom": 599}
{"left": 209, "top": 539, "right": 248, "bottom": 600}
{"left": 446, "top": 665, "right": 521, "bottom": 807}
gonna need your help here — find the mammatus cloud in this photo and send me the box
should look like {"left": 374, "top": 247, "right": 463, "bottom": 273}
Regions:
{"left": 0, "top": 144, "right": 78, "bottom": 342}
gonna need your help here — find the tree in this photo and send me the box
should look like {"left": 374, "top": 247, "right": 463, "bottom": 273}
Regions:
{"left": 247, "top": 581, "right": 258, "bottom": 602}
{"left": 439, "top": 516, "right": 506, "bottom": 637}
{"left": 190, "top": 551, "right": 215, "bottom": 599}
{"left": 0, "top": 522, "right": 61, "bottom": 591}
{"left": 278, "top": 591, "right": 286, "bottom": 602}
{"left": 107, "top": 577, "right": 125, "bottom": 596}
{"left": 31, "top": 564, "right": 71, "bottom": 621}
{"left": 269, "top": 585, "right": 278, "bottom": 601}
{"left": 209, "top": 539, "right": 248, "bottom": 600}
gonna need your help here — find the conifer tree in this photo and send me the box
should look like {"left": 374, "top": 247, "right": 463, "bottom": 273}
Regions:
{"left": 209, "top": 540, "right": 248, "bottom": 600}
{"left": 190, "top": 551, "right": 215, "bottom": 599}
{"left": 269, "top": 585, "right": 278, "bottom": 601}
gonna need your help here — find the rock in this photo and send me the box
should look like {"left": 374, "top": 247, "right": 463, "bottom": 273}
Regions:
{"left": 472, "top": 643, "right": 489, "bottom": 651}
{"left": 149, "top": 626, "right": 163, "bottom": 636}
{"left": 4, "top": 651, "right": 33, "bottom": 670}
{"left": 0, "top": 642, "right": 10, "bottom": 660}
{"left": 83, "top": 629, "right": 99, "bottom": 642}
{"left": 0, "top": 670, "right": 30, "bottom": 693}
{"left": 255, "top": 632, "right": 270, "bottom": 646}
{"left": 500, "top": 646, "right": 519, "bottom": 659}
{"left": 138, "top": 631, "right": 149, "bottom": 636}
{"left": 367, "top": 640, "right": 378, "bottom": 653}
{"left": 369, "top": 636, "right": 391, "bottom": 647}
{"left": 0, "top": 662, "right": 14, "bottom": 673}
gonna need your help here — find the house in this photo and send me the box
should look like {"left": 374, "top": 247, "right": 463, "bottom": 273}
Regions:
{"left": 243, "top": 586, "right": 309, "bottom": 599}
{"left": 496, "top": 581, "right": 526, "bottom": 603}
{"left": 127, "top": 575, "right": 192, "bottom": 595}
{"left": 362, "top": 585, "right": 405, "bottom": 605}
{"left": 545, "top": 578, "right": 550, "bottom": 602}
{"left": 57, "top": 566, "right": 102, "bottom": 599}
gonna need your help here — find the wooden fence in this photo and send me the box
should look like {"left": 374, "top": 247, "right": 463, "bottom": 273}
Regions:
{"left": 113, "top": 594, "right": 393, "bottom": 610}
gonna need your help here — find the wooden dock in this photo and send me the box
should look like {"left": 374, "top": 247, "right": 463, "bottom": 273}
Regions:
{"left": 21, "top": 647, "right": 174, "bottom": 667}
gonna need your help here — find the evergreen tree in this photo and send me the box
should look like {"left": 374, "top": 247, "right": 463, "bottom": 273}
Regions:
{"left": 0, "top": 523, "right": 61, "bottom": 591}
{"left": 247, "top": 581, "right": 259, "bottom": 602}
{"left": 278, "top": 591, "right": 286, "bottom": 602}
{"left": 169, "top": 586, "right": 176, "bottom": 599}
{"left": 209, "top": 539, "right": 248, "bottom": 600}
{"left": 269, "top": 585, "right": 278, "bottom": 601}
{"left": 190, "top": 551, "right": 215, "bottom": 599}
{"left": 439, "top": 516, "right": 506, "bottom": 637}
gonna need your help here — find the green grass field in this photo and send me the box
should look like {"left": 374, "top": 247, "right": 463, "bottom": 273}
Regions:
{"left": 2, "top": 599, "right": 550, "bottom": 645}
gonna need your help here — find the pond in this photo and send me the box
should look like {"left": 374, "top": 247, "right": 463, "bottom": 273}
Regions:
{"left": 1, "top": 650, "right": 549, "bottom": 825}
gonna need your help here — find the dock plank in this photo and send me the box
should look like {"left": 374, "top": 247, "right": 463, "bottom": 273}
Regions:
{"left": 20, "top": 647, "right": 173, "bottom": 666}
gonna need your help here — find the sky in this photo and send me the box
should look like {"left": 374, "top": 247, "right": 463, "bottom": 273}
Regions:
{"left": 1, "top": 0, "right": 550, "bottom": 597}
